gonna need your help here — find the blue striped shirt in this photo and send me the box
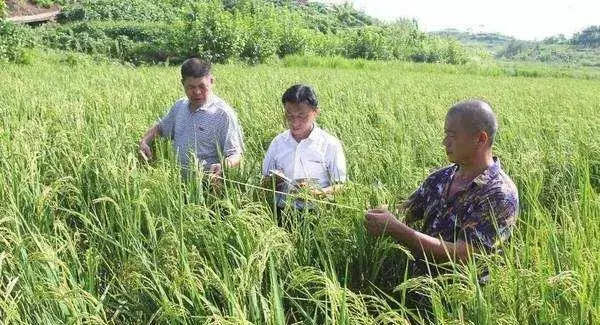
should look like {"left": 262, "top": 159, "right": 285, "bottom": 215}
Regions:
{"left": 158, "top": 95, "right": 244, "bottom": 170}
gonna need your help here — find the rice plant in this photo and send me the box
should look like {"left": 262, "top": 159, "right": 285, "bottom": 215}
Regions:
{"left": 0, "top": 52, "right": 599, "bottom": 324}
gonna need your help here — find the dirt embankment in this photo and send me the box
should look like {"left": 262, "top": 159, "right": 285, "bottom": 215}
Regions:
{"left": 6, "top": 0, "right": 60, "bottom": 18}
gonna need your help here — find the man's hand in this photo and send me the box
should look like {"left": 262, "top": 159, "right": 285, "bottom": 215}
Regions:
{"left": 207, "top": 163, "right": 223, "bottom": 187}
{"left": 209, "top": 163, "right": 222, "bottom": 176}
{"left": 139, "top": 141, "right": 153, "bottom": 161}
{"left": 262, "top": 169, "right": 287, "bottom": 190}
{"left": 365, "top": 208, "right": 400, "bottom": 236}
{"left": 309, "top": 187, "right": 326, "bottom": 198}
{"left": 225, "top": 154, "right": 242, "bottom": 169}
{"left": 139, "top": 124, "right": 160, "bottom": 162}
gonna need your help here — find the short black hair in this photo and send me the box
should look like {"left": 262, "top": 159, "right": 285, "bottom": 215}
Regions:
{"left": 181, "top": 58, "right": 211, "bottom": 79}
{"left": 281, "top": 84, "right": 318, "bottom": 108}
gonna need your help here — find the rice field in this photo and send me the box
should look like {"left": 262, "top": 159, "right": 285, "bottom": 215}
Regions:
{"left": 1, "top": 52, "right": 600, "bottom": 324}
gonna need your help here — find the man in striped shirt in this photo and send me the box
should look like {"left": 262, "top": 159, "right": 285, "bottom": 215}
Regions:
{"left": 139, "top": 58, "right": 244, "bottom": 179}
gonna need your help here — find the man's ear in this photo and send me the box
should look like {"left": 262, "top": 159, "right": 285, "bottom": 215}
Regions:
{"left": 477, "top": 131, "right": 489, "bottom": 147}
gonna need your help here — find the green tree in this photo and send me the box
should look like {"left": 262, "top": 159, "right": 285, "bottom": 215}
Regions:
{"left": 1, "top": 1, "right": 7, "bottom": 18}
{"left": 572, "top": 25, "right": 600, "bottom": 48}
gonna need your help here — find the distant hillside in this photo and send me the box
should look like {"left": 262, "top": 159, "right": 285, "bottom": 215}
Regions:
{"left": 433, "top": 27, "right": 600, "bottom": 67}
{"left": 432, "top": 29, "right": 516, "bottom": 54}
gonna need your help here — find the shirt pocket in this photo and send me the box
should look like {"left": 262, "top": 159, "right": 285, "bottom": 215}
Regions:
{"left": 298, "top": 154, "right": 328, "bottom": 184}
{"left": 194, "top": 126, "right": 219, "bottom": 156}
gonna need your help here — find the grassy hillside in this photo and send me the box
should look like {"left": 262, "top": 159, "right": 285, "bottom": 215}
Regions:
{"left": 2, "top": 0, "right": 468, "bottom": 65}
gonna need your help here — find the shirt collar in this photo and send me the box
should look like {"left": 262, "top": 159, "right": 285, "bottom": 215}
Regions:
{"left": 189, "top": 95, "right": 216, "bottom": 112}
{"left": 445, "top": 157, "right": 501, "bottom": 188}
{"left": 284, "top": 123, "right": 321, "bottom": 142}
{"left": 307, "top": 123, "right": 321, "bottom": 141}
{"left": 472, "top": 157, "right": 501, "bottom": 187}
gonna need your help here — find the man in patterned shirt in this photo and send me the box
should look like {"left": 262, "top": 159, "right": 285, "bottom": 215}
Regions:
{"left": 139, "top": 58, "right": 244, "bottom": 180}
{"left": 365, "top": 99, "right": 518, "bottom": 279}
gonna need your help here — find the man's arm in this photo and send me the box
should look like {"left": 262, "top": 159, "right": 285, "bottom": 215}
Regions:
{"left": 209, "top": 110, "right": 245, "bottom": 176}
{"left": 140, "top": 102, "right": 178, "bottom": 161}
{"left": 365, "top": 209, "right": 478, "bottom": 263}
{"left": 213, "top": 111, "right": 244, "bottom": 174}
{"left": 208, "top": 153, "right": 242, "bottom": 179}
{"left": 317, "top": 140, "right": 347, "bottom": 197}
{"left": 366, "top": 192, "right": 518, "bottom": 263}
{"left": 139, "top": 124, "right": 161, "bottom": 161}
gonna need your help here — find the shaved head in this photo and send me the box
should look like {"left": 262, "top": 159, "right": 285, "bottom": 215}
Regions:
{"left": 447, "top": 100, "right": 498, "bottom": 146}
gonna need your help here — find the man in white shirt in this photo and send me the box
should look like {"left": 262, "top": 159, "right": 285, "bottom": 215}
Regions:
{"left": 262, "top": 84, "right": 347, "bottom": 210}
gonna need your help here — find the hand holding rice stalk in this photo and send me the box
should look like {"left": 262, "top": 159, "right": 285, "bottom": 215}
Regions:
{"left": 293, "top": 177, "right": 326, "bottom": 198}
{"left": 139, "top": 141, "right": 153, "bottom": 162}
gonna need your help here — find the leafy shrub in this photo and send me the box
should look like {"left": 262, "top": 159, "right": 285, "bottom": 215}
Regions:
{"left": 37, "top": 0, "right": 471, "bottom": 65}
{"left": 310, "top": 33, "right": 344, "bottom": 57}
{"left": 235, "top": 1, "right": 284, "bottom": 63}
{"left": 408, "top": 36, "right": 469, "bottom": 64}
{"left": 59, "top": 0, "right": 181, "bottom": 23}
{"left": 41, "top": 22, "right": 112, "bottom": 55}
{"left": 238, "top": 16, "right": 280, "bottom": 63}
{"left": 185, "top": 1, "right": 245, "bottom": 63}
{"left": 0, "top": 20, "right": 37, "bottom": 63}
{"left": 341, "top": 27, "right": 394, "bottom": 60}
{"left": 276, "top": 11, "right": 312, "bottom": 58}
{"left": 278, "top": 27, "right": 311, "bottom": 57}
{"left": 1, "top": 1, "right": 7, "bottom": 18}
{"left": 571, "top": 25, "right": 600, "bottom": 48}
{"left": 41, "top": 21, "right": 191, "bottom": 64}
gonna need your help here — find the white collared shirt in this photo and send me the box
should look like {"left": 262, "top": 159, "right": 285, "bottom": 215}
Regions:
{"left": 262, "top": 124, "right": 347, "bottom": 192}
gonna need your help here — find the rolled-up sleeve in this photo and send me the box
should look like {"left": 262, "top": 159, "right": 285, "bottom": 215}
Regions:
{"left": 157, "top": 104, "right": 177, "bottom": 139}
{"left": 327, "top": 141, "right": 347, "bottom": 184}
{"left": 458, "top": 194, "right": 518, "bottom": 252}
{"left": 219, "top": 111, "right": 244, "bottom": 157}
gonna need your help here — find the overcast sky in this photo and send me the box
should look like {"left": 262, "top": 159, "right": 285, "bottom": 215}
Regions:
{"left": 321, "top": 0, "right": 599, "bottom": 40}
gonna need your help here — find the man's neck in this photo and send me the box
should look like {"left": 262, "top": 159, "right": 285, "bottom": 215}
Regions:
{"left": 189, "top": 94, "right": 213, "bottom": 111}
{"left": 456, "top": 153, "right": 494, "bottom": 181}
{"left": 292, "top": 124, "right": 315, "bottom": 142}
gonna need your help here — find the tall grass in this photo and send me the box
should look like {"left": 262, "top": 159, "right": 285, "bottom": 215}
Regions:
{"left": 281, "top": 54, "right": 600, "bottom": 80}
{"left": 0, "top": 52, "right": 599, "bottom": 324}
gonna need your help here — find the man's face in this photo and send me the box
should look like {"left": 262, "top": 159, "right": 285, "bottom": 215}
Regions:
{"left": 284, "top": 102, "right": 319, "bottom": 140}
{"left": 183, "top": 75, "right": 213, "bottom": 108}
{"left": 443, "top": 114, "right": 479, "bottom": 164}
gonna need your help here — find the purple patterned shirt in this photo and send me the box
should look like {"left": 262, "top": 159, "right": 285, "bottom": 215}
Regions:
{"left": 404, "top": 157, "right": 519, "bottom": 277}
